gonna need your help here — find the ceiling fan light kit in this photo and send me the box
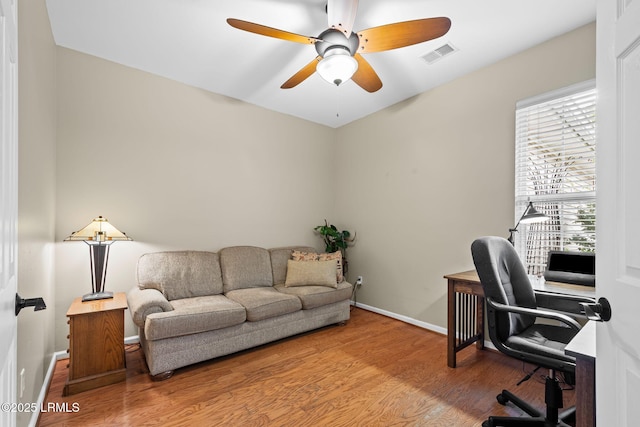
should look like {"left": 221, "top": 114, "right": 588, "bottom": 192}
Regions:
{"left": 227, "top": 0, "right": 451, "bottom": 92}
{"left": 315, "top": 27, "right": 360, "bottom": 86}
{"left": 317, "top": 46, "right": 358, "bottom": 86}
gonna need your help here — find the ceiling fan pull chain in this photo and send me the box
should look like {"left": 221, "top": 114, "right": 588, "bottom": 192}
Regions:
{"left": 336, "top": 85, "right": 341, "bottom": 118}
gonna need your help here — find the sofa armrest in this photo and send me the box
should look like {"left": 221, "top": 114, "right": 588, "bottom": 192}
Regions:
{"left": 127, "top": 287, "right": 173, "bottom": 328}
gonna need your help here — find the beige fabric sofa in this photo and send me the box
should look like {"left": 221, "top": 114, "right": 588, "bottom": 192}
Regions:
{"left": 127, "top": 245, "right": 352, "bottom": 378}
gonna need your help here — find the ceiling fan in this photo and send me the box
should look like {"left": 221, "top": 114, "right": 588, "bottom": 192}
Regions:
{"left": 227, "top": 0, "right": 451, "bottom": 93}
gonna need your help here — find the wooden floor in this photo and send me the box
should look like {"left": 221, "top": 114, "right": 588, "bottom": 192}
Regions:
{"left": 38, "top": 308, "right": 575, "bottom": 426}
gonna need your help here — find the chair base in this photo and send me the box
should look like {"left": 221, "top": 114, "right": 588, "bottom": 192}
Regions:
{"left": 482, "top": 373, "right": 575, "bottom": 427}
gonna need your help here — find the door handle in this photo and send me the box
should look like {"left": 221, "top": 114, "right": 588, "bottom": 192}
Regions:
{"left": 15, "top": 293, "right": 47, "bottom": 316}
{"left": 580, "top": 297, "right": 612, "bottom": 322}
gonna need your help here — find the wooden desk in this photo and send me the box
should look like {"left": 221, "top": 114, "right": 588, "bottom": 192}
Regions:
{"left": 444, "top": 270, "right": 595, "bottom": 368}
{"left": 565, "top": 321, "right": 596, "bottom": 427}
{"left": 64, "top": 292, "right": 128, "bottom": 396}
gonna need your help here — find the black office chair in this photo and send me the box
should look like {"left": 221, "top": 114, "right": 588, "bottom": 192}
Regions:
{"left": 471, "top": 236, "right": 591, "bottom": 427}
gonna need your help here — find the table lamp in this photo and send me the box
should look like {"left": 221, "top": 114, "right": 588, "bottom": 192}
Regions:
{"left": 507, "top": 201, "right": 549, "bottom": 245}
{"left": 65, "top": 216, "right": 133, "bottom": 301}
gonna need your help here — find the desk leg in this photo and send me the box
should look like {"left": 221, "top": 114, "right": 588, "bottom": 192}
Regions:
{"left": 575, "top": 355, "right": 596, "bottom": 427}
{"left": 447, "top": 279, "right": 456, "bottom": 368}
{"left": 476, "top": 296, "right": 484, "bottom": 350}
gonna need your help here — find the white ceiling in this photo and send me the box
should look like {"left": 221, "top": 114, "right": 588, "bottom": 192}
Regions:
{"left": 45, "top": 0, "right": 596, "bottom": 128}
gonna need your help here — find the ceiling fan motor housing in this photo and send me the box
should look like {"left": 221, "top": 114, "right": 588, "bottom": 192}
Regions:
{"left": 315, "top": 28, "right": 359, "bottom": 58}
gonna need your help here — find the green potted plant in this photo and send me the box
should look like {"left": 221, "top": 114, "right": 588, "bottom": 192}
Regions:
{"left": 314, "top": 220, "right": 355, "bottom": 274}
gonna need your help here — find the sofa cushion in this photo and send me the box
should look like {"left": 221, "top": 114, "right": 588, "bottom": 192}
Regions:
{"left": 137, "top": 251, "right": 223, "bottom": 300}
{"left": 269, "top": 246, "right": 316, "bottom": 285}
{"left": 285, "top": 259, "right": 338, "bottom": 288}
{"left": 144, "top": 295, "right": 246, "bottom": 340}
{"left": 220, "top": 246, "right": 273, "bottom": 292}
{"left": 225, "top": 287, "right": 302, "bottom": 322}
{"left": 275, "top": 281, "right": 353, "bottom": 310}
{"left": 292, "top": 249, "right": 344, "bottom": 283}
{"left": 318, "top": 251, "right": 344, "bottom": 283}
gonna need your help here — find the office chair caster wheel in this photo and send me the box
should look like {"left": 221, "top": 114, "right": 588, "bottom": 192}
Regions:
{"left": 496, "top": 393, "right": 509, "bottom": 405}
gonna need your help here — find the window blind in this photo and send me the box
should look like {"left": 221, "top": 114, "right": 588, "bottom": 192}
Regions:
{"left": 514, "top": 81, "right": 597, "bottom": 275}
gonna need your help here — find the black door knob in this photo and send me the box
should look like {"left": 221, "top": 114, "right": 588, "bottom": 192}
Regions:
{"left": 580, "top": 297, "right": 612, "bottom": 322}
{"left": 15, "top": 293, "right": 47, "bottom": 316}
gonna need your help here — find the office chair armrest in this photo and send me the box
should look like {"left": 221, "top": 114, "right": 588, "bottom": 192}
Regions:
{"left": 486, "top": 297, "right": 582, "bottom": 331}
{"left": 534, "top": 290, "right": 596, "bottom": 316}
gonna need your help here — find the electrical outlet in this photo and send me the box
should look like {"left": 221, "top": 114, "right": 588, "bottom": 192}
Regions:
{"left": 356, "top": 276, "right": 364, "bottom": 286}
{"left": 20, "top": 368, "right": 25, "bottom": 398}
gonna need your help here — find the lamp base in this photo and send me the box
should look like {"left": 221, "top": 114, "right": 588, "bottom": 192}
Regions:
{"left": 82, "top": 291, "right": 113, "bottom": 302}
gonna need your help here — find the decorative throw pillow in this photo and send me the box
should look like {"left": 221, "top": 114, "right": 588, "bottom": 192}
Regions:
{"left": 291, "top": 250, "right": 319, "bottom": 261}
{"left": 285, "top": 259, "right": 338, "bottom": 288}
{"left": 317, "top": 250, "right": 344, "bottom": 283}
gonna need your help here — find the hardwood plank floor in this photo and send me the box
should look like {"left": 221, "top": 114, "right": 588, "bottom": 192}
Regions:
{"left": 38, "top": 308, "right": 575, "bottom": 426}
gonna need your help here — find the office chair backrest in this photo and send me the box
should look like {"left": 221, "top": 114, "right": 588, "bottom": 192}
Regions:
{"left": 471, "top": 236, "right": 537, "bottom": 341}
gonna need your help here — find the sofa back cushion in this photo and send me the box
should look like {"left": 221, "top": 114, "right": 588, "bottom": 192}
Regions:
{"left": 269, "top": 246, "right": 317, "bottom": 285}
{"left": 220, "top": 246, "right": 273, "bottom": 292}
{"left": 137, "top": 251, "right": 222, "bottom": 300}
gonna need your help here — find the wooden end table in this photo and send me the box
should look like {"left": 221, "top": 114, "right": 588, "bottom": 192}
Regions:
{"left": 63, "top": 292, "right": 128, "bottom": 396}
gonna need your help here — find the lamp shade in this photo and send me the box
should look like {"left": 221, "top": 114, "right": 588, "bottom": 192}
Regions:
{"left": 316, "top": 47, "right": 358, "bottom": 86}
{"left": 519, "top": 203, "right": 549, "bottom": 224}
{"left": 508, "top": 201, "right": 549, "bottom": 245}
{"left": 64, "top": 216, "right": 132, "bottom": 243}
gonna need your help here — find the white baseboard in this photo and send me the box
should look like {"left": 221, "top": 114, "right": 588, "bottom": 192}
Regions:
{"left": 352, "top": 301, "right": 448, "bottom": 336}
{"left": 125, "top": 335, "right": 140, "bottom": 345}
{"left": 352, "top": 301, "right": 495, "bottom": 350}
{"left": 30, "top": 335, "right": 141, "bottom": 427}
{"left": 28, "top": 350, "right": 60, "bottom": 427}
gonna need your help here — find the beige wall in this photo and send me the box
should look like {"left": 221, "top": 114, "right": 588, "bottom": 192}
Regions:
{"left": 335, "top": 22, "right": 596, "bottom": 329}
{"left": 17, "top": 0, "right": 57, "bottom": 425}
{"left": 51, "top": 22, "right": 596, "bottom": 353}
{"left": 54, "top": 47, "right": 336, "bottom": 348}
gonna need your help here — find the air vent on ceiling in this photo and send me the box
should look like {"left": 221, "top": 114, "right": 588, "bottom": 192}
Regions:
{"left": 420, "top": 43, "right": 457, "bottom": 65}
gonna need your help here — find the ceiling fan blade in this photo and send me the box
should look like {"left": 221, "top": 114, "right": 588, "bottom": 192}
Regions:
{"left": 351, "top": 54, "right": 382, "bottom": 93}
{"left": 358, "top": 17, "right": 451, "bottom": 53}
{"left": 227, "top": 18, "right": 319, "bottom": 44}
{"left": 281, "top": 56, "right": 322, "bottom": 89}
{"left": 327, "top": 0, "right": 359, "bottom": 37}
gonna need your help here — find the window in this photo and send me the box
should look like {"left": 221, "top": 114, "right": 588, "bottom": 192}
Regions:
{"left": 514, "top": 80, "right": 596, "bottom": 275}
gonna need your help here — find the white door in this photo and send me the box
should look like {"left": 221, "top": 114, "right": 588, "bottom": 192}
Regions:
{"left": 595, "top": 0, "right": 640, "bottom": 424}
{"left": 0, "top": 0, "right": 18, "bottom": 425}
